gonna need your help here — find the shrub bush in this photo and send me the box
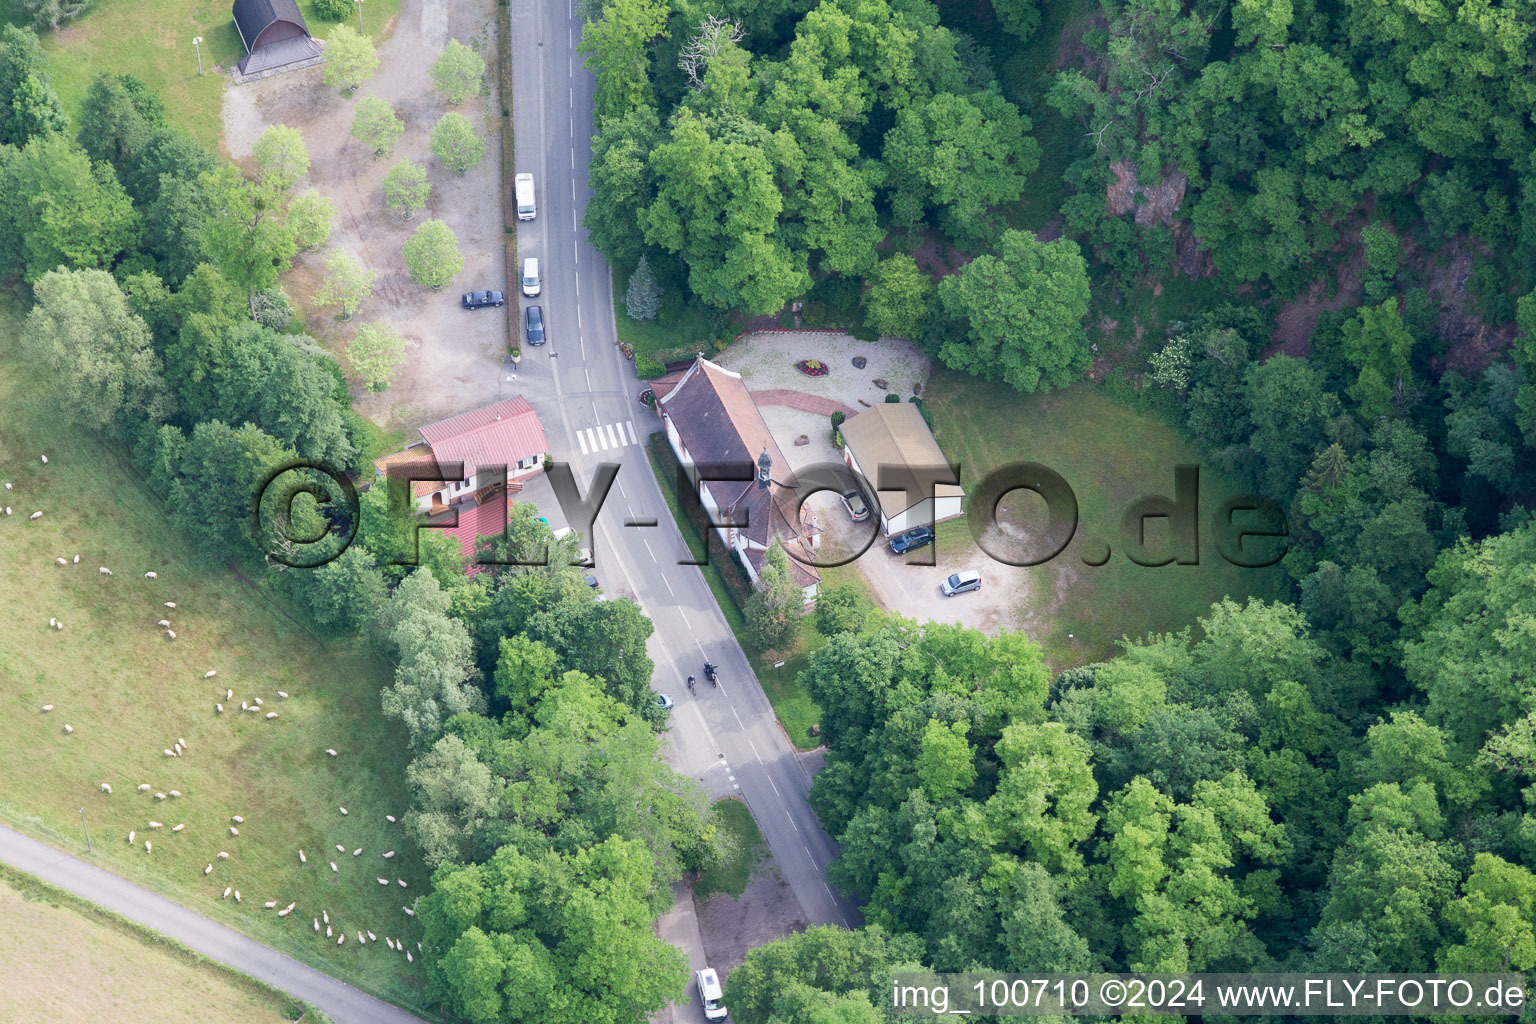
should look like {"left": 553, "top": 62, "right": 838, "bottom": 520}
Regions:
{"left": 313, "top": 0, "right": 353, "bottom": 18}
{"left": 885, "top": 393, "right": 900, "bottom": 403}
{"left": 830, "top": 410, "right": 845, "bottom": 428}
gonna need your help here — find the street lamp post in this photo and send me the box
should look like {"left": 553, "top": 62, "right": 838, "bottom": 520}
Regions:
{"left": 192, "top": 36, "right": 204, "bottom": 76}
{"left": 354, "top": 0, "right": 365, "bottom": 32}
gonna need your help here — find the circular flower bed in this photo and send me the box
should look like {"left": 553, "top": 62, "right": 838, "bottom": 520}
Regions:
{"left": 795, "top": 359, "right": 829, "bottom": 377}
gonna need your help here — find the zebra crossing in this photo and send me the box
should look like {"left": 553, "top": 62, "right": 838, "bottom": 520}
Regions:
{"left": 575, "top": 420, "right": 640, "bottom": 456}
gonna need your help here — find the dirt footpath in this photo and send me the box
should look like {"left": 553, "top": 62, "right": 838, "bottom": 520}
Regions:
{"left": 222, "top": 0, "right": 508, "bottom": 432}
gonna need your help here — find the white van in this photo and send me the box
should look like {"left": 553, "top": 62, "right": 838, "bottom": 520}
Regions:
{"left": 695, "top": 968, "right": 727, "bottom": 1021}
{"left": 521, "top": 257, "right": 540, "bottom": 297}
{"left": 514, "top": 173, "right": 536, "bottom": 221}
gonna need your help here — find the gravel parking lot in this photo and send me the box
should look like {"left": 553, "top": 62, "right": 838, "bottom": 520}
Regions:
{"left": 741, "top": 334, "right": 1031, "bottom": 637}
{"left": 222, "top": 0, "right": 508, "bottom": 432}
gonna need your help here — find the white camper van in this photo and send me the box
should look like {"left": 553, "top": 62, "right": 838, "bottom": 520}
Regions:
{"left": 514, "top": 173, "right": 536, "bottom": 221}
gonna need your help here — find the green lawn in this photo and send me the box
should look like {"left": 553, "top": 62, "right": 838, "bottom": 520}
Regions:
{"left": 924, "top": 370, "right": 1281, "bottom": 669}
{"left": 0, "top": 304, "right": 437, "bottom": 1017}
{"left": 0, "top": 0, "right": 403, "bottom": 150}
{"left": 693, "top": 798, "right": 764, "bottom": 899}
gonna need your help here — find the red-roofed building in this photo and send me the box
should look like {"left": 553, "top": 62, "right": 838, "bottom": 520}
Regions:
{"left": 371, "top": 396, "right": 549, "bottom": 516}
{"left": 653, "top": 356, "right": 821, "bottom": 603}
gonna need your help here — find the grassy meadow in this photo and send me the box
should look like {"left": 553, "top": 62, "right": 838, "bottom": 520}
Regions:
{"left": 924, "top": 370, "right": 1281, "bottom": 668}
{"left": 0, "top": 0, "right": 402, "bottom": 150}
{"left": 0, "top": 307, "right": 436, "bottom": 1014}
{"left": 693, "top": 798, "right": 765, "bottom": 899}
{"left": 0, "top": 867, "right": 297, "bottom": 1024}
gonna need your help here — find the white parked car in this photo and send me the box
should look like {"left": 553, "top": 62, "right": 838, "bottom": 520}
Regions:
{"left": 696, "top": 967, "right": 727, "bottom": 1021}
{"left": 941, "top": 570, "right": 981, "bottom": 596}
{"left": 521, "top": 256, "right": 541, "bottom": 297}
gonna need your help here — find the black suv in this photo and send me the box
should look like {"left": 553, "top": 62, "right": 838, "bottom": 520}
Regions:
{"left": 525, "top": 305, "right": 546, "bottom": 345}
{"left": 461, "top": 290, "right": 505, "bottom": 309}
{"left": 889, "top": 525, "right": 935, "bottom": 554}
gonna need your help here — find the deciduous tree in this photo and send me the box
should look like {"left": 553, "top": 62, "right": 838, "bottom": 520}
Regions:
{"left": 403, "top": 218, "right": 464, "bottom": 288}
{"left": 321, "top": 25, "right": 379, "bottom": 92}
{"left": 382, "top": 160, "right": 430, "bottom": 218}
{"left": 316, "top": 248, "right": 376, "bottom": 320}
{"left": 430, "top": 112, "right": 486, "bottom": 174}
{"left": 430, "top": 39, "right": 486, "bottom": 105}
{"left": 348, "top": 322, "right": 407, "bottom": 391}
{"left": 350, "top": 95, "right": 404, "bottom": 157}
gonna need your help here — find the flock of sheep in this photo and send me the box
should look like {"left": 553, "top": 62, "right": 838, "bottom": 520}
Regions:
{"left": 20, "top": 452, "right": 421, "bottom": 963}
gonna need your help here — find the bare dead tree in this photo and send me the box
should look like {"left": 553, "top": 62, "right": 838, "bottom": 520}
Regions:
{"left": 678, "top": 14, "right": 745, "bottom": 90}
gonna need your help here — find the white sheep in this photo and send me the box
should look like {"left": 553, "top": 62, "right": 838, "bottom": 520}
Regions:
{"left": 171, "top": 824, "right": 184, "bottom": 832}
{"left": 203, "top": 669, "right": 216, "bottom": 678}
{"left": 48, "top": 618, "right": 56, "bottom": 628}
{"left": 222, "top": 887, "right": 232, "bottom": 899}
{"left": 299, "top": 850, "right": 307, "bottom": 864}
{"left": 326, "top": 924, "right": 333, "bottom": 938}
{"left": 3, "top": 481, "right": 9, "bottom": 488}
{"left": 215, "top": 704, "right": 223, "bottom": 714}
{"left": 158, "top": 619, "right": 171, "bottom": 627}
{"left": 330, "top": 862, "right": 338, "bottom": 873}
{"left": 313, "top": 919, "right": 320, "bottom": 932}
{"left": 53, "top": 621, "right": 62, "bottom": 630}
{"left": 229, "top": 827, "right": 239, "bottom": 836}
{"left": 154, "top": 792, "right": 166, "bottom": 800}
{"left": 98, "top": 567, "right": 111, "bottom": 576}
{"left": 323, "top": 911, "right": 329, "bottom": 924}
{"left": 397, "top": 879, "right": 407, "bottom": 888}
{"left": 234, "top": 890, "right": 241, "bottom": 903}
{"left": 385, "top": 815, "right": 396, "bottom": 823}
{"left": 277, "top": 691, "right": 289, "bottom": 699}
{"left": 127, "top": 830, "right": 135, "bottom": 844}
{"left": 253, "top": 697, "right": 263, "bottom": 706}
{"left": 54, "top": 558, "right": 65, "bottom": 566}
{"left": 325, "top": 749, "right": 338, "bottom": 757}
{"left": 406, "top": 951, "right": 413, "bottom": 963}
{"left": 145, "top": 571, "right": 157, "bottom": 579}
{"left": 402, "top": 907, "right": 414, "bottom": 917}
{"left": 166, "top": 630, "right": 176, "bottom": 640}
{"left": 382, "top": 851, "right": 395, "bottom": 859}
{"left": 99, "top": 783, "right": 111, "bottom": 794}
{"left": 385, "top": 937, "right": 396, "bottom": 950}
{"left": 147, "top": 821, "right": 162, "bottom": 830}
{"left": 178, "top": 739, "right": 186, "bottom": 749}
{"left": 225, "top": 689, "right": 233, "bottom": 700}
{"left": 173, "top": 742, "right": 182, "bottom": 754}
{"left": 217, "top": 851, "right": 229, "bottom": 860}
{"left": 40, "top": 455, "right": 47, "bottom": 464}
{"left": 367, "top": 930, "right": 376, "bottom": 942}
{"left": 71, "top": 555, "right": 79, "bottom": 563}
{"left": 164, "top": 602, "right": 175, "bottom": 609}
{"left": 231, "top": 816, "right": 244, "bottom": 824}
{"left": 162, "top": 749, "right": 175, "bottom": 758}
{"left": 144, "top": 841, "right": 152, "bottom": 853}
{"left": 357, "top": 931, "right": 365, "bottom": 944}
{"left": 377, "top": 878, "right": 389, "bottom": 886}
{"left": 265, "top": 712, "right": 278, "bottom": 720}
{"left": 41, "top": 705, "right": 53, "bottom": 712}
{"left": 63, "top": 724, "right": 73, "bottom": 734}
{"left": 204, "top": 864, "right": 213, "bottom": 875}
{"left": 3, "top": 507, "right": 9, "bottom": 515}
{"left": 169, "top": 790, "right": 181, "bottom": 798}
{"left": 240, "top": 702, "right": 248, "bottom": 711}
{"left": 136, "top": 784, "right": 149, "bottom": 792}
{"left": 264, "top": 900, "right": 277, "bottom": 909}
{"left": 339, "top": 807, "right": 348, "bottom": 816}
{"left": 29, "top": 511, "right": 41, "bottom": 520}
{"left": 279, "top": 903, "right": 295, "bottom": 917}
{"left": 337, "top": 934, "right": 345, "bottom": 946}
{"left": 335, "top": 844, "right": 344, "bottom": 853}
{"left": 352, "top": 848, "right": 361, "bottom": 857}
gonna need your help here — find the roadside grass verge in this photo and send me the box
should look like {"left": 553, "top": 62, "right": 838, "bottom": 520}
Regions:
{"left": 923, "top": 369, "right": 1282, "bottom": 669}
{"left": 0, "top": 863, "right": 305, "bottom": 1023}
{"left": 693, "top": 798, "right": 764, "bottom": 899}
{"left": 0, "top": 0, "right": 403, "bottom": 151}
{"left": 0, "top": 299, "right": 437, "bottom": 1016}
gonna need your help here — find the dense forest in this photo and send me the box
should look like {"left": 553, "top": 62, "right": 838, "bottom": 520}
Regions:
{"left": 576, "top": 0, "right": 1536, "bottom": 1017}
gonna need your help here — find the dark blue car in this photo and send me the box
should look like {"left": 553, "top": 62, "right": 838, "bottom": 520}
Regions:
{"left": 888, "top": 526, "right": 935, "bottom": 554}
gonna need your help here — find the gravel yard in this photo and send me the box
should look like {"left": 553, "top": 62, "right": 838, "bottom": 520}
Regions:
{"left": 715, "top": 331, "right": 930, "bottom": 406}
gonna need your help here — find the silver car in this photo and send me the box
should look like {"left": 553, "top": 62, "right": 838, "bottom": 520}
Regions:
{"left": 941, "top": 570, "right": 981, "bottom": 596}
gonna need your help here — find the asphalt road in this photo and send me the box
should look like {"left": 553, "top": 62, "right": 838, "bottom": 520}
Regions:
{"left": 509, "top": 0, "right": 861, "bottom": 930}
{"left": 0, "top": 823, "right": 425, "bottom": 1024}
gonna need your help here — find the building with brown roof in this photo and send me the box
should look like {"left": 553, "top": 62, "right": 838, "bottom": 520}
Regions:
{"left": 653, "top": 356, "right": 821, "bottom": 602}
{"left": 839, "top": 402, "right": 964, "bottom": 536}
{"left": 371, "top": 396, "right": 549, "bottom": 516}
